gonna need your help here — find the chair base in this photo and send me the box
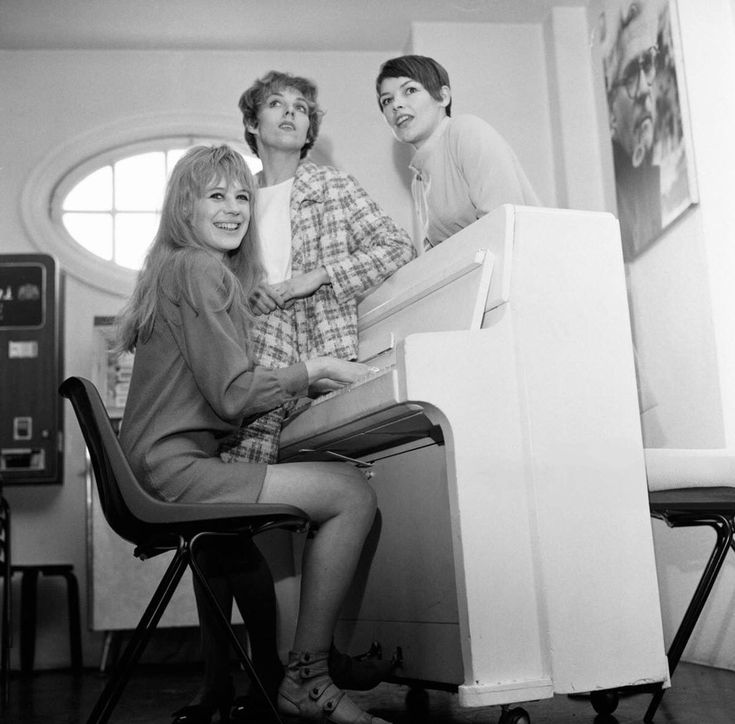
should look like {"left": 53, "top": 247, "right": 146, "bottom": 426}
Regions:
{"left": 644, "top": 487, "right": 735, "bottom": 721}
{"left": 86, "top": 533, "right": 285, "bottom": 724}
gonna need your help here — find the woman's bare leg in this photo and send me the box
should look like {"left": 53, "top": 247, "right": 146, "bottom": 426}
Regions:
{"left": 257, "top": 461, "right": 390, "bottom": 722}
{"left": 257, "top": 461, "right": 377, "bottom": 651}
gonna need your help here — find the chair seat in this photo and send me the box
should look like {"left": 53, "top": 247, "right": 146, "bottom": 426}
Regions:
{"left": 119, "top": 502, "right": 308, "bottom": 555}
{"left": 649, "top": 486, "right": 735, "bottom": 512}
{"left": 11, "top": 563, "right": 74, "bottom": 574}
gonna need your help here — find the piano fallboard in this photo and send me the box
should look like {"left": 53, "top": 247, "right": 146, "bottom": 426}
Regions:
{"left": 278, "top": 217, "right": 500, "bottom": 463}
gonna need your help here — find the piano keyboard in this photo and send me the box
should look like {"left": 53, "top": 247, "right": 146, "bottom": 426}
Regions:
{"left": 310, "top": 364, "right": 396, "bottom": 406}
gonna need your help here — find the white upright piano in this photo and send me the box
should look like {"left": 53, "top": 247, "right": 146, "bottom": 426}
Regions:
{"left": 280, "top": 205, "right": 669, "bottom": 709}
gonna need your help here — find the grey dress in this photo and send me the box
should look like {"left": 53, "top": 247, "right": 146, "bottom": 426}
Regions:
{"left": 119, "top": 251, "right": 308, "bottom": 504}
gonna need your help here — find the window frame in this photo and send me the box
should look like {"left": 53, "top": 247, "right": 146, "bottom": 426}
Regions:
{"left": 21, "top": 114, "right": 254, "bottom": 298}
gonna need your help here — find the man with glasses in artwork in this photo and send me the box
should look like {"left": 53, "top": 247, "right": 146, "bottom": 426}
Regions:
{"left": 600, "top": 0, "right": 665, "bottom": 260}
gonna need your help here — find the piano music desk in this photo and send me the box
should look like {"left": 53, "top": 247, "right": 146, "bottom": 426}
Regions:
{"left": 281, "top": 205, "right": 669, "bottom": 711}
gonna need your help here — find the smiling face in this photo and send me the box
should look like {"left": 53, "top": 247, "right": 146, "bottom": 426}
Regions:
{"left": 378, "top": 76, "right": 450, "bottom": 150}
{"left": 248, "top": 86, "right": 311, "bottom": 156}
{"left": 190, "top": 176, "right": 251, "bottom": 258}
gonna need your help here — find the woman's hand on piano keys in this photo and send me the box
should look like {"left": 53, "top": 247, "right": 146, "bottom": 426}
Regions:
{"left": 304, "top": 358, "right": 378, "bottom": 397}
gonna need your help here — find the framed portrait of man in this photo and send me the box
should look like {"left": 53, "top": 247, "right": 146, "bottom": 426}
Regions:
{"left": 599, "top": 0, "right": 698, "bottom": 261}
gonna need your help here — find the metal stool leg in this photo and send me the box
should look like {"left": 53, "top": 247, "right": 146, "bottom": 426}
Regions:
{"left": 18, "top": 569, "right": 39, "bottom": 674}
{"left": 62, "top": 570, "right": 82, "bottom": 671}
{"left": 1, "top": 497, "right": 11, "bottom": 707}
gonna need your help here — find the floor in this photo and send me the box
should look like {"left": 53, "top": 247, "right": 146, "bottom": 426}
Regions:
{"left": 2, "top": 661, "right": 734, "bottom": 723}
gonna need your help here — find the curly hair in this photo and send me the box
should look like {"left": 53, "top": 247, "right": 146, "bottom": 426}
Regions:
{"left": 238, "top": 70, "right": 324, "bottom": 159}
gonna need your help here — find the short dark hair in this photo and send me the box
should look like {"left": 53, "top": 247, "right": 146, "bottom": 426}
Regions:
{"left": 238, "top": 70, "right": 324, "bottom": 159}
{"left": 375, "top": 55, "right": 452, "bottom": 116}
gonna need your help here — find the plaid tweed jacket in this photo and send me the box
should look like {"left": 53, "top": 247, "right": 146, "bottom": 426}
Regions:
{"left": 220, "top": 160, "right": 415, "bottom": 463}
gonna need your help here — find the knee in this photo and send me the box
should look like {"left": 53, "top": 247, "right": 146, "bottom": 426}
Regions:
{"left": 342, "top": 467, "right": 378, "bottom": 519}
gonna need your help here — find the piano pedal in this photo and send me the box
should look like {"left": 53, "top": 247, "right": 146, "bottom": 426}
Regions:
{"left": 298, "top": 447, "right": 374, "bottom": 471}
{"left": 350, "top": 641, "right": 403, "bottom": 671}
{"left": 353, "top": 640, "right": 383, "bottom": 661}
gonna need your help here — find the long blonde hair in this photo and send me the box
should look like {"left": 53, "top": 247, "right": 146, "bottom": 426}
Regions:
{"left": 116, "top": 144, "right": 263, "bottom": 353}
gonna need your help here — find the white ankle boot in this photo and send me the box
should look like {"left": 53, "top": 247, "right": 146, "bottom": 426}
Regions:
{"left": 277, "top": 651, "right": 391, "bottom": 723}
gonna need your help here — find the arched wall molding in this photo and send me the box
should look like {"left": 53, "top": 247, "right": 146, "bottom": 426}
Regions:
{"left": 21, "top": 111, "right": 245, "bottom": 297}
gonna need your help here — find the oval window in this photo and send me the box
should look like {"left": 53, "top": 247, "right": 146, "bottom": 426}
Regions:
{"left": 52, "top": 139, "right": 261, "bottom": 272}
{"left": 21, "top": 118, "right": 261, "bottom": 297}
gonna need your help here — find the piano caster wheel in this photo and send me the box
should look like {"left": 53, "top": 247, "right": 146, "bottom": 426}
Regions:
{"left": 498, "top": 706, "right": 530, "bottom": 724}
{"left": 590, "top": 689, "right": 619, "bottom": 715}
{"left": 405, "top": 686, "right": 429, "bottom": 722}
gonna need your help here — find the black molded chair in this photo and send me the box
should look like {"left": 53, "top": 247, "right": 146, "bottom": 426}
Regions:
{"left": 644, "top": 485, "right": 735, "bottom": 721}
{"left": 60, "top": 376, "right": 310, "bottom": 724}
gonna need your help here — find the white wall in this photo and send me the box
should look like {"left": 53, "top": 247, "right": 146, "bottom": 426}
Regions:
{"left": 543, "top": 6, "right": 614, "bottom": 213}
{"left": 409, "top": 21, "right": 557, "bottom": 208}
{"left": 647, "top": 0, "right": 735, "bottom": 672}
{"left": 624, "top": 0, "right": 735, "bottom": 449}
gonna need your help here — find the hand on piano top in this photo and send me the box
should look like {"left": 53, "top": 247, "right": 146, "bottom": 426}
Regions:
{"left": 304, "top": 357, "right": 380, "bottom": 398}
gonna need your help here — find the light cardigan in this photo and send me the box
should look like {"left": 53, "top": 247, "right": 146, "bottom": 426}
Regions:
{"left": 410, "top": 115, "right": 540, "bottom": 248}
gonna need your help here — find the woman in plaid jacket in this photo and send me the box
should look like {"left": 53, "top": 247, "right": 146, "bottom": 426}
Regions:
{"left": 221, "top": 70, "right": 415, "bottom": 464}
{"left": 179, "top": 71, "right": 414, "bottom": 723}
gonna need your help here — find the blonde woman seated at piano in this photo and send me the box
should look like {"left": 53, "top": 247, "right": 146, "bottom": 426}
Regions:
{"left": 376, "top": 54, "right": 539, "bottom": 250}
{"left": 117, "top": 144, "right": 392, "bottom": 724}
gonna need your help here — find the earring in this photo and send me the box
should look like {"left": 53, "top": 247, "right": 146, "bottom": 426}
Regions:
{"left": 608, "top": 111, "right": 617, "bottom": 138}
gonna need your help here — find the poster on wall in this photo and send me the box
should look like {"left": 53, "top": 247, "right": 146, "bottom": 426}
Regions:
{"left": 599, "top": 0, "right": 697, "bottom": 262}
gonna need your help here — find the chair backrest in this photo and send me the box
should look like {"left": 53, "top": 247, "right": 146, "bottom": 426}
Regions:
{"left": 59, "top": 376, "right": 157, "bottom": 545}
